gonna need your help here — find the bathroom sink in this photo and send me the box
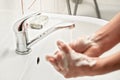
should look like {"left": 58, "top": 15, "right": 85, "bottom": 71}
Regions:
{"left": 0, "top": 13, "right": 120, "bottom": 80}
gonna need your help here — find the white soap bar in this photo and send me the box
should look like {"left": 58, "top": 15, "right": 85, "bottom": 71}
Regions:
{"left": 26, "top": 15, "right": 48, "bottom": 29}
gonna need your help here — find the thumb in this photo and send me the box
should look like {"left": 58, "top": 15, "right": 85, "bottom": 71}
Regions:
{"left": 57, "top": 40, "right": 72, "bottom": 54}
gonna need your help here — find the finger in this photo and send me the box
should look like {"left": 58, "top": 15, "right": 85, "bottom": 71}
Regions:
{"left": 70, "top": 37, "right": 88, "bottom": 53}
{"left": 46, "top": 55, "right": 55, "bottom": 62}
{"left": 69, "top": 40, "right": 81, "bottom": 53}
{"left": 57, "top": 40, "right": 72, "bottom": 53}
{"left": 46, "top": 50, "right": 65, "bottom": 72}
{"left": 54, "top": 51, "right": 69, "bottom": 72}
{"left": 57, "top": 41, "right": 72, "bottom": 69}
{"left": 55, "top": 52, "right": 65, "bottom": 71}
{"left": 46, "top": 55, "right": 61, "bottom": 71}
{"left": 46, "top": 51, "right": 59, "bottom": 62}
{"left": 46, "top": 55, "right": 57, "bottom": 66}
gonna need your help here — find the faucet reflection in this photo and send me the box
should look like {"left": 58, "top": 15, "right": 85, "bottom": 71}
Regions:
{"left": 13, "top": 13, "right": 75, "bottom": 55}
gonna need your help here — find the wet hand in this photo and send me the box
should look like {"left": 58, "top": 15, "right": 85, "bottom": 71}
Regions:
{"left": 46, "top": 41, "right": 97, "bottom": 78}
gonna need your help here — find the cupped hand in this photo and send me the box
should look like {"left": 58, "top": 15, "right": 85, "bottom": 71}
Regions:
{"left": 69, "top": 36, "right": 101, "bottom": 57}
{"left": 46, "top": 41, "right": 97, "bottom": 78}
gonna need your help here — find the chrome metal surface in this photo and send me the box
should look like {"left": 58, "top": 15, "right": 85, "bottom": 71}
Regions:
{"left": 14, "top": 13, "right": 75, "bottom": 55}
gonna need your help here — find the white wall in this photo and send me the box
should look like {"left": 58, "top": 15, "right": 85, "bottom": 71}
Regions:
{"left": 39, "top": 0, "right": 120, "bottom": 20}
{"left": 0, "top": 0, "right": 19, "bottom": 32}
{"left": 1, "top": 0, "right": 120, "bottom": 33}
{"left": 0, "top": 0, "right": 120, "bottom": 23}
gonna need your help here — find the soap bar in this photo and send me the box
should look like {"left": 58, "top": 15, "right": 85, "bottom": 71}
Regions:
{"left": 26, "top": 15, "right": 48, "bottom": 29}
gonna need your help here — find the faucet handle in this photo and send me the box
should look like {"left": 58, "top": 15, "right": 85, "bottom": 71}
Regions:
{"left": 14, "top": 12, "right": 41, "bottom": 31}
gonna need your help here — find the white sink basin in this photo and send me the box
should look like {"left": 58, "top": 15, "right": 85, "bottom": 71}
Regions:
{"left": 0, "top": 13, "right": 120, "bottom": 80}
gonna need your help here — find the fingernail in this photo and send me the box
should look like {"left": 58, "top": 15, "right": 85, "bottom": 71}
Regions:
{"left": 57, "top": 40, "right": 71, "bottom": 53}
{"left": 46, "top": 56, "right": 54, "bottom": 61}
{"left": 57, "top": 40, "right": 64, "bottom": 46}
{"left": 57, "top": 40, "right": 64, "bottom": 49}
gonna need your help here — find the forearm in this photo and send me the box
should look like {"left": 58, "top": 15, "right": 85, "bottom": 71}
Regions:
{"left": 85, "top": 13, "right": 120, "bottom": 57}
{"left": 93, "top": 51, "right": 120, "bottom": 75}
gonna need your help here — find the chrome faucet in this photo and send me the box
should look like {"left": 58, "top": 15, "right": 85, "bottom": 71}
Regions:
{"left": 14, "top": 13, "right": 75, "bottom": 55}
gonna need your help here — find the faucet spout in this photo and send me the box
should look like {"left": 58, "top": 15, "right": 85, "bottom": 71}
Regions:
{"left": 27, "top": 23, "right": 75, "bottom": 48}
{"left": 14, "top": 13, "right": 75, "bottom": 55}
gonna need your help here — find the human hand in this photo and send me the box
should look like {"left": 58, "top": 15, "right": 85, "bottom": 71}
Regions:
{"left": 69, "top": 35, "right": 101, "bottom": 57}
{"left": 69, "top": 36, "right": 93, "bottom": 53}
{"left": 46, "top": 41, "right": 97, "bottom": 78}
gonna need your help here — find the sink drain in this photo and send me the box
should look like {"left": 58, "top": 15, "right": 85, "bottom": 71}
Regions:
{"left": 37, "top": 57, "right": 40, "bottom": 64}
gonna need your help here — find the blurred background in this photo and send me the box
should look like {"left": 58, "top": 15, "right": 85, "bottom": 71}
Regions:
{"left": 1, "top": 0, "right": 120, "bottom": 20}
{"left": 1, "top": 0, "right": 120, "bottom": 39}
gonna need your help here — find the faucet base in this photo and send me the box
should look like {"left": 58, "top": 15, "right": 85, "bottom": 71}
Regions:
{"left": 15, "top": 48, "right": 32, "bottom": 55}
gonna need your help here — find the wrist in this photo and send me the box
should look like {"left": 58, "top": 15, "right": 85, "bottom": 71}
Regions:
{"left": 91, "top": 58, "right": 106, "bottom": 75}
